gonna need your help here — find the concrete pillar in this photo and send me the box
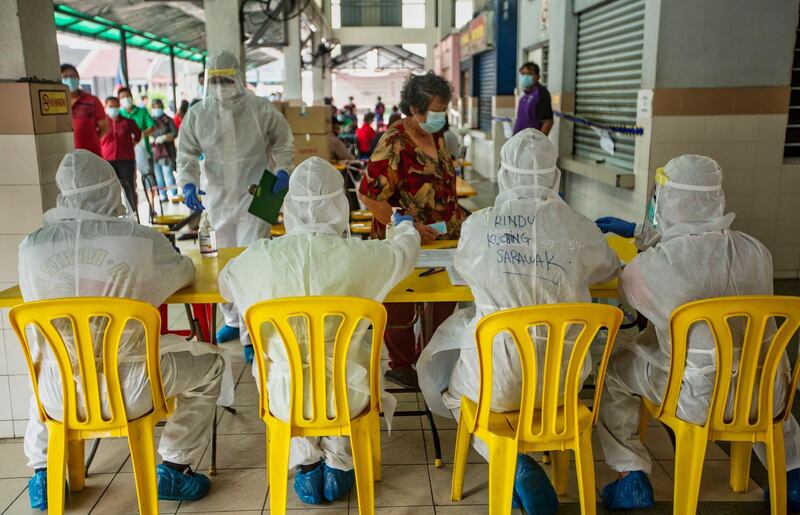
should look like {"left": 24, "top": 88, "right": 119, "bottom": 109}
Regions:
{"left": 310, "top": 32, "right": 329, "bottom": 104}
{"left": 438, "top": 0, "right": 454, "bottom": 40}
{"left": 0, "top": 0, "right": 73, "bottom": 438}
{"left": 204, "top": 0, "right": 245, "bottom": 75}
{"left": 284, "top": 16, "right": 303, "bottom": 101}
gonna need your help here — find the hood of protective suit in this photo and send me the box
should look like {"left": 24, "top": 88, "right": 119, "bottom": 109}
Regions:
{"left": 53, "top": 149, "right": 130, "bottom": 218}
{"left": 283, "top": 157, "right": 349, "bottom": 236}
{"left": 204, "top": 50, "right": 245, "bottom": 107}
{"left": 496, "top": 128, "right": 561, "bottom": 204}
{"left": 653, "top": 154, "right": 734, "bottom": 241}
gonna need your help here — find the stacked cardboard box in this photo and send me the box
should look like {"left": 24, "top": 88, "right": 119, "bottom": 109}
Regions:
{"left": 285, "top": 105, "right": 331, "bottom": 166}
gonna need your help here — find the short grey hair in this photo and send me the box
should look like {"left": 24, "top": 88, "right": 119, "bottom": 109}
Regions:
{"left": 399, "top": 72, "right": 453, "bottom": 117}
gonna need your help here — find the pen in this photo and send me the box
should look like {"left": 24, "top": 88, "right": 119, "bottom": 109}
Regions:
{"left": 420, "top": 267, "right": 445, "bottom": 277}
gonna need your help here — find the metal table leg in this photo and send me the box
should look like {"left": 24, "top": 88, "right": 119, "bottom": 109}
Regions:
{"left": 209, "top": 302, "right": 218, "bottom": 476}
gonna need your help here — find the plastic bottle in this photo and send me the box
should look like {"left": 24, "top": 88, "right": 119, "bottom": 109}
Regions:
{"left": 385, "top": 207, "right": 400, "bottom": 240}
{"left": 199, "top": 212, "right": 218, "bottom": 258}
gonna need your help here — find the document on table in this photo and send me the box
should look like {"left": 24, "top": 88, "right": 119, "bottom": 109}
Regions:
{"left": 416, "top": 249, "right": 456, "bottom": 268}
{"left": 446, "top": 266, "right": 468, "bottom": 286}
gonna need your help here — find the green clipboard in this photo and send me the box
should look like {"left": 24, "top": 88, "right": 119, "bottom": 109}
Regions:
{"left": 248, "top": 170, "right": 288, "bottom": 224}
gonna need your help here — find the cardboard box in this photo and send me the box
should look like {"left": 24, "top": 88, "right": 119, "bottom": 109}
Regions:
{"left": 285, "top": 105, "right": 331, "bottom": 135}
{"left": 271, "top": 100, "right": 287, "bottom": 115}
{"left": 293, "top": 133, "right": 331, "bottom": 166}
{"left": 0, "top": 81, "right": 73, "bottom": 135}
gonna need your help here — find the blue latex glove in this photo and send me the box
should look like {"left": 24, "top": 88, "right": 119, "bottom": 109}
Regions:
{"left": 273, "top": 169, "right": 290, "bottom": 194}
{"left": 595, "top": 216, "right": 635, "bottom": 238}
{"left": 392, "top": 212, "right": 415, "bottom": 226}
{"left": 156, "top": 464, "right": 211, "bottom": 501}
{"left": 601, "top": 470, "right": 655, "bottom": 510}
{"left": 514, "top": 454, "right": 558, "bottom": 515}
{"left": 322, "top": 462, "right": 355, "bottom": 502}
{"left": 183, "top": 183, "right": 203, "bottom": 212}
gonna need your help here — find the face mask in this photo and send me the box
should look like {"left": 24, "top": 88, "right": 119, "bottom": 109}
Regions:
{"left": 420, "top": 110, "right": 446, "bottom": 133}
{"left": 520, "top": 74, "right": 535, "bottom": 90}
{"left": 105, "top": 107, "right": 119, "bottom": 119}
{"left": 137, "top": 101, "right": 146, "bottom": 108}
{"left": 62, "top": 77, "right": 79, "bottom": 92}
{"left": 120, "top": 97, "right": 133, "bottom": 109}
{"left": 211, "top": 83, "right": 238, "bottom": 101}
{"left": 152, "top": 108, "right": 164, "bottom": 118}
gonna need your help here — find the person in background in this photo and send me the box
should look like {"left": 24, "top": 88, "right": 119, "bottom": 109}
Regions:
{"left": 513, "top": 62, "right": 553, "bottom": 136}
{"left": 138, "top": 94, "right": 149, "bottom": 110}
{"left": 100, "top": 96, "right": 141, "bottom": 212}
{"left": 22, "top": 150, "right": 224, "bottom": 510}
{"left": 190, "top": 71, "right": 206, "bottom": 107}
{"left": 443, "top": 118, "right": 461, "bottom": 160}
{"left": 61, "top": 64, "right": 108, "bottom": 156}
{"left": 387, "top": 111, "right": 402, "bottom": 127}
{"left": 119, "top": 87, "right": 155, "bottom": 203}
{"left": 355, "top": 112, "right": 376, "bottom": 159}
{"left": 417, "top": 130, "right": 620, "bottom": 514}
{"left": 374, "top": 96, "right": 386, "bottom": 128}
{"left": 175, "top": 99, "right": 189, "bottom": 130}
{"left": 594, "top": 155, "right": 800, "bottom": 511}
{"left": 220, "top": 157, "right": 420, "bottom": 506}
{"left": 150, "top": 99, "right": 179, "bottom": 202}
{"left": 330, "top": 117, "right": 356, "bottom": 161}
{"left": 359, "top": 71, "right": 463, "bottom": 388}
{"left": 345, "top": 96, "right": 356, "bottom": 112}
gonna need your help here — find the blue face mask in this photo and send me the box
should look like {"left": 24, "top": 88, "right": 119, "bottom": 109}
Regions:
{"left": 420, "top": 110, "right": 447, "bottom": 133}
{"left": 520, "top": 74, "right": 535, "bottom": 90}
{"left": 105, "top": 107, "right": 120, "bottom": 119}
{"left": 62, "top": 77, "right": 79, "bottom": 92}
{"left": 152, "top": 108, "right": 164, "bottom": 118}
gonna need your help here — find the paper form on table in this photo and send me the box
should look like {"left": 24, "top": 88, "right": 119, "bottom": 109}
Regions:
{"left": 416, "top": 249, "right": 456, "bottom": 268}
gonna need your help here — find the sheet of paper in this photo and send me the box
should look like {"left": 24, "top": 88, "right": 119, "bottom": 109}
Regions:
{"left": 446, "top": 266, "right": 468, "bottom": 286}
{"left": 416, "top": 249, "right": 456, "bottom": 268}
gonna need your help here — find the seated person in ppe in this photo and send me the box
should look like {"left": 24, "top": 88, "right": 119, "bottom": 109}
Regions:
{"left": 219, "top": 157, "right": 421, "bottom": 505}
{"left": 594, "top": 155, "right": 800, "bottom": 510}
{"left": 21, "top": 150, "right": 225, "bottom": 510}
{"left": 177, "top": 50, "right": 294, "bottom": 361}
{"left": 417, "top": 129, "right": 621, "bottom": 515}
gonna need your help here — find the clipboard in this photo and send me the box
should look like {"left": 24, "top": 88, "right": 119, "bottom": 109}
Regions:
{"left": 248, "top": 170, "right": 288, "bottom": 224}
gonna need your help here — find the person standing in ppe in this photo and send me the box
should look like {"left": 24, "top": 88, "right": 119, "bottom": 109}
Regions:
{"left": 20, "top": 150, "right": 225, "bottom": 510}
{"left": 177, "top": 50, "right": 294, "bottom": 361}
{"left": 219, "top": 157, "right": 420, "bottom": 506}
{"left": 416, "top": 129, "right": 620, "bottom": 515}
{"left": 594, "top": 155, "right": 800, "bottom": 510}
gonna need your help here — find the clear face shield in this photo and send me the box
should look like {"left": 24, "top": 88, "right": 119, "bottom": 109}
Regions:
{"left": 203, "top": 67, "right": 245, "bottom": 103}
{"left": 644, "top": 164, "right": 725, "bottom": 235}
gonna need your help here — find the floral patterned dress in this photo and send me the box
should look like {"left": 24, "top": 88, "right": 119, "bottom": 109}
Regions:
{"left": 359, "top": 121, "right": 465, "bottom": 239}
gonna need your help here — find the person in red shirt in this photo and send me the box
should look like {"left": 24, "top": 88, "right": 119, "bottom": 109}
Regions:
{"left": 100, "top": 96, "right": 141, "bottom": 212}
{"left": 61, "top": 64, "right": 108, "bottom": 156}
{"left": 355, "top": 112, "right": 376, "bottom": 159}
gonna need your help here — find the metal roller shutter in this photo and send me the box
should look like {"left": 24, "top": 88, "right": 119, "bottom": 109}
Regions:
{"left": 476, "top": 51, "right": 496, "bottom": 133}
{"left": 574, "top": 0, "right": 645, "bottom": 171}
{"left": 784, "top": 4, "right": 800, "bottom": 158}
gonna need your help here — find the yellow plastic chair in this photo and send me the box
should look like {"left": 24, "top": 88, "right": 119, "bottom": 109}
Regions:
{"left": 8, "top": 297, "right": 173, "bottom": 515}
{"left": 451, "top": 303, "right": 624, "bottom": 515}
{"left": 641, "top": 295, "right": 800, "bottom": 515}
{"left": 244, "top": 296, "right": 387, "bottom": 515}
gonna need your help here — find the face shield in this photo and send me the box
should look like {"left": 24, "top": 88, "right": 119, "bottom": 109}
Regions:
{"left": 55, "top": 150, "right": 135, "bottom": 219}
{"left": 495, "top": 128, "right": 561, "bottom": 203}
{"left": 647, "top": 155, "right": 734, "bottom": 239}
{"left": 283, "top": 157, "right": 350, "bottom": 237}
{"left": 203, "top": 50, "right": 245, "bottom": 105}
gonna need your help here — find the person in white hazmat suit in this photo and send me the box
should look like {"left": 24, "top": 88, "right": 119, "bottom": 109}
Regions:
{"left": 416, "top": 129, "right": 621, "bottom": 515}
{"left": 20, "top": 150, "right": 225, "bottom": 510}
{"left": 176, "top": 50, "right": 294, "bottom": 361}
{"left": 219, "top": 157, "right": 421, "bottom": 505}
{"left": 594, "top": 154, "right": 800, "bottom": 511}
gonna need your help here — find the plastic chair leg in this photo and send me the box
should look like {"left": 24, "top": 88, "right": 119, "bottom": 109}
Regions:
{"left": 47, "top": 426, "right": 67, "bottom": 515}
{"left": 369, "top": 412, "right": 382, "bottom": 481}
{"left": 127, "top": 420, "right": 159, "bottom": 515}
{"left": 67, "top": 439, "right": 85, "bottom": 492}
{"left": 267, "top": 423, "right": 291, "bottom": 514}
{"left": 552, "top": 450, "right": 570, "bottom": 496}
{"left": 575, "top": 430, "right": 597, "bottom": 515}
{"left": 672, "top": 422, "right": 708, "bottom": 515}
{"left": 487, "top": 438, "right": 517, "bottom": 515}
{"left": 766, "top": 424, "right": 787, "bottom": 515}
{"left": 450, "top": 411, "right": 471, "bottom": 501}
{"left": 350, "top": 417, "right": 376, "bottom": 515}
{"left": 729, "top": 441, "right": 753, "bottom": 493}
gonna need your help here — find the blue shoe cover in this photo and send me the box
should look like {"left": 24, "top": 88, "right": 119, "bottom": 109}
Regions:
{"left": 601, "top": 470, "right": 654, "bottom": 510}
{"left": 216, "top": 324, "right": 240, "bottom": 343}
{"left": 323, "top": 462, "right": 355, "bottom": 502}
{"left": 28, "top": 470, "right": 47, "bottom": 511}
{"left": 294, "top": 464, "right": 324, "bottom": 504}
{"left": 514, "top": 453, "right": 558, "bottom": 515}
{"left": 764, "top": 467, "right": 800, "bottom": 512}
{"left": 243, "top": 344, "right": 254, "bottom": 365}
{"left": 157, "top": 464, "right": 211, "bottom": 501}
